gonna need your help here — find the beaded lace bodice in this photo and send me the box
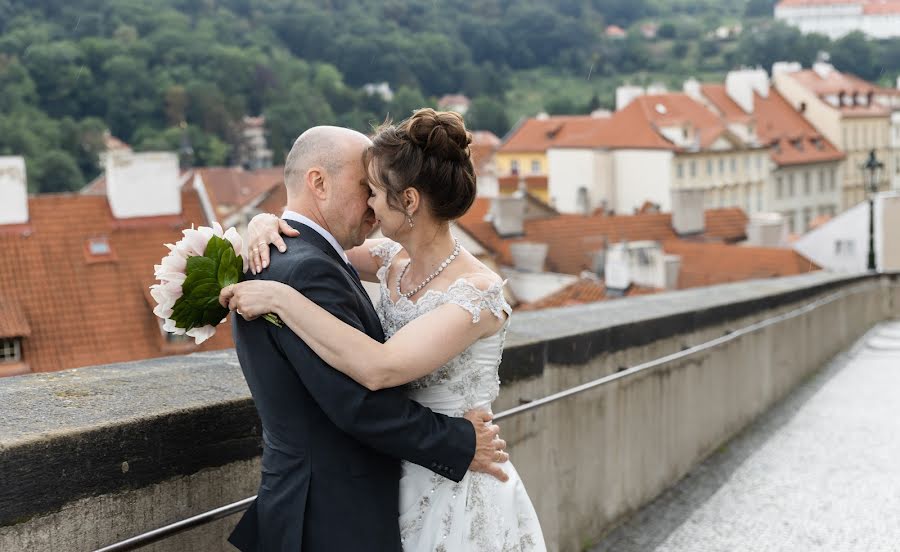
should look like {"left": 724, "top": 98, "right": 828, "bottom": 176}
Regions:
{"left": 370, "top": 241, "right": 511, "bottom": 417}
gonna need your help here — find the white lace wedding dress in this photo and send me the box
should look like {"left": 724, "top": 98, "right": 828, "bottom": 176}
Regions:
{"left": 371, "top": 241, "right": 546, "bottom": 552}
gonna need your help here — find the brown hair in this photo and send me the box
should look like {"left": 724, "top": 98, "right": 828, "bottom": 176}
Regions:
{"left": 364, "top": 108, "right": 476, "bottom": 222}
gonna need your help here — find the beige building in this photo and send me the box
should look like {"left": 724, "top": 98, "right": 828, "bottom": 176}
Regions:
{"left": 694, "top": 71, "right": 845, "bottom": 234}
{"left": 544, "top": 92, "right": 770, "bottom": 217}
{"left": 773, "top": 62, "right": 900, "bottom": 209}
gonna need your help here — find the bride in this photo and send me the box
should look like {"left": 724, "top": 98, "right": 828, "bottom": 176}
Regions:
{"left": 222, "top": 108, "right": 546, "bottom": 551}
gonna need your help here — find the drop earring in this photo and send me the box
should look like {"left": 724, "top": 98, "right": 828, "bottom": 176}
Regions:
{"left": 407, "top": 212, "right": 415, "bottom": 228}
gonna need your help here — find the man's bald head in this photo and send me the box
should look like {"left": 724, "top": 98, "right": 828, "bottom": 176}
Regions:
{"left": 283, "top": 126, "right": 371, "bottom": 196}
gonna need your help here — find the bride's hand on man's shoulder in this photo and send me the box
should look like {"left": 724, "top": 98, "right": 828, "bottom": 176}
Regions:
{"left": 247, "top": 213, "right": 300, "bottom": 274}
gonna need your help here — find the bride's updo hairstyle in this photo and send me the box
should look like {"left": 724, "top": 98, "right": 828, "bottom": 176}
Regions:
{"left": 365, "top": 108, "right": 476, "bottom": 222}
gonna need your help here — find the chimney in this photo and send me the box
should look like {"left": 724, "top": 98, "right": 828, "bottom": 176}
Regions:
{"left": 106, "top": 151, "right": 181, "bottom": 219}
{"left": 489, "top": 195, "right": 526, "bottom": 237}
{"left": 671, "top": 189, "right": 705, "bottom": 235}
{"left": 813, "top": 62, "right": 834, "bottom": 80}
{"left": 683, "top": 77, "right": 702, "bottom": 100}
{"left": 616, "top": 85, "right": 645, "bottom": 111}
{"left": 746, "top": 212, "right": 786, "bottom": 247}
{"left": 663, "top": 254, "right": 681, "bottom": 290}
{"left": 0, "top": 156, "right": 28, "bottom": 225}
{"left": 509, "top": 242, "right": 549, "bottom": 272}
{"left": 725, "top": 68, "right": 769, "bottom": 114}
{"left": 604, "top": 242, "right": 631, "bottom": 293}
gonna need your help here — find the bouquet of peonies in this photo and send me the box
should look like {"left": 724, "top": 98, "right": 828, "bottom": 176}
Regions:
{"left": 150, "top": 223, "right": 280, "bottom": 345}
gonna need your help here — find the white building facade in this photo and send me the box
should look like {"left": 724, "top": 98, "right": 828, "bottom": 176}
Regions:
{"left": 775, "top": 0, "right": 900, "bottom": 39}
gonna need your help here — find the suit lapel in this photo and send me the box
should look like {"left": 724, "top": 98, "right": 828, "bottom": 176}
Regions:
{"left": 287, "top": 221, "right": 381, "bottom": 334}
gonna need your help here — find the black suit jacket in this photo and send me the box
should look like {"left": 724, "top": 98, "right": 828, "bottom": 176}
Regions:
{"left": 228, "top": 221, "right": 475, "bottom": 552}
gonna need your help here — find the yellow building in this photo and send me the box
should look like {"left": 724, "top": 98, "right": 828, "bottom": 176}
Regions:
{"left": 496, "top": 115, "right": 607, "bottom": 204}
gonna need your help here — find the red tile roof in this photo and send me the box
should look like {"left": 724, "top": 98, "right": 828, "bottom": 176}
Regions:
{"left": 753, "top": 89, "right": 845, "bottom": 166}
{"left": 255, "top": 185, "right": 288, "bottom": 217}
{"left": 0, "top": 190, "right": 234, "bottom": 375}
{"left": 699, "top": 84, "right": 753, "bottom": 124}
{"left": 552, "top": 103, "right": 677, "bottom": 150}
{"left": 196, "top": 166, "right": 284, "bottom": 219}
{"left": 630, "top": 93, "right": 732, "bottom": 149}
{"left": 662, "top": 240, "right": 819, "bottom": 288}
{"left": 517, "top": 278, "right": 659, "bottom": 311}
{"left": 517, "top": 238, "right": 819, "bottom": 311}
{"left": 864, "top": 1, "right": 900, "bottom": 14}
{"left": 0, "top": 300, "right": 31, "bottom": 338}
{"left": 457, "top": 198, "right": 749, "bottom": 275}
{"left": 470, "top": 131, "right": 500, "bottom": 176}
{"left": 788, "top": 69, "right": 897, "bottom": 114}
{"left": 498, "top": 115, "right": 603, "bottom": 153}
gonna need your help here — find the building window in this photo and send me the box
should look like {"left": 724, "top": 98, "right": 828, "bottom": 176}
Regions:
{"left": 788, "top": 174, "right": 795, "bottom": 197}
{"left": 707, "top": 159, "right": 713, "bottom": 176}
{"left": 776, "top": 176, "right": 784, "bottom": 199}
{"left": 756, "top": 156, "right": 762, "bottom": 170}
{"left": 718, "top": 158, "right": 725, "bottom": 174}
{"left": 730, "top": 157, "right": 737, "bottom": 173}
{"left": 530, "top": 160, "right": 540, "bottom": 174}
{"left": 803, "top": 207, "right": 812, "bottom": 232}
{"left": 0, "top": 338, "right": 22, "bottom": 363}
{"left": 510, "top": 159, "right": 519, "bottom": 175}
{"left": 803, "top": 172, "right": 811, "bottom": 195}
{"left": 676, "top": 162, "right": 684, "bottom": 179}
{"left": 690, "top": 160, "right": 697, "bottom": 177}
{"left": 835, "top": 239, "right": 855, "bottom": 256}
{"left": 757, "top": 189, "right": 763, "bottom": 212}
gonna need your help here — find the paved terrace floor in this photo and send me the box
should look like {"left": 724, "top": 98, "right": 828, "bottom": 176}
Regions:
{"left": 591, "top": 321, "right": 900, "bottom": 552}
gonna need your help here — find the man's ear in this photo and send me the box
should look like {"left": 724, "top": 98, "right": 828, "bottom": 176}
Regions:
{"left": 403, "top": 187, "right": 420, "bottom": 215}
{"left": 305, "top": 168, "right": 327, "bottom": 199}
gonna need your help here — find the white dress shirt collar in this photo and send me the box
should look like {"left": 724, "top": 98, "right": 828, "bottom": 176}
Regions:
{"left": 281, "top": 210, "right": 350, "bottom": 264}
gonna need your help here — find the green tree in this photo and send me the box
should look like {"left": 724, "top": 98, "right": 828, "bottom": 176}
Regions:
{"left": 389, "top": 86, "right": 428, "bottom": 120}
{"left": 465, "top": 96, "right": 510, "bottom": 136}
{"left": 830, "top": 32, "right": 877, "bottom": 80}
{"left": 32, "top": 150, "right": 83, "bottom": 193}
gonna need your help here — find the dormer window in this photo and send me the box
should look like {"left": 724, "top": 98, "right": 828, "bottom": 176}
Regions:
{"left": 0, "top": 338, "right": 22, "bottom": 363}
{"left": 89, "top": 237, "right": 111, "bottom": 255}
{"left": 85, "top": 236, "right": 117, "bottom": 264}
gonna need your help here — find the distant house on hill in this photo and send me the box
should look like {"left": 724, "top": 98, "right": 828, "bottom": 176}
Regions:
{"left": 438, "top": 94, "right": 471, "bottom": 115}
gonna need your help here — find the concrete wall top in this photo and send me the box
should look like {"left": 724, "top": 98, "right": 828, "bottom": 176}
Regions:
{"left": 0, "top": 270, "right": 886, "bottom": 526}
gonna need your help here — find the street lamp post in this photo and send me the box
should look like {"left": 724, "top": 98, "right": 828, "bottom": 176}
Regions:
{"left": 860, "top": 149, "right": 884, "bottom": 271}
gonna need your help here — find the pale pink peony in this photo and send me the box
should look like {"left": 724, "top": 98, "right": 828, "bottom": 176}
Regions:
{"left": 186, "top": 325, "right": 216, "bottom": 344}
{"left": 152, "top": 223, "right": 248, "bottom": 345}
{"left": 223, "top": 226, "right": 248, "bottom": 273}
{"left": 180, "top": 227, "right": 210, "bottom": 257}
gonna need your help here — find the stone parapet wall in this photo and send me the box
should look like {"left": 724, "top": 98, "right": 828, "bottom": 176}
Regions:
{"left": 1, "top": 272, "right": 897, "bottom": 551}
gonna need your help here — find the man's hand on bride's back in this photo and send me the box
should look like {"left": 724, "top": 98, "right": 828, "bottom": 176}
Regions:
{"left": 246, "top": 213, "right": 300, "bottom": 274}
{"left": 464, "top": 410, "right": 510, "bottom": 482}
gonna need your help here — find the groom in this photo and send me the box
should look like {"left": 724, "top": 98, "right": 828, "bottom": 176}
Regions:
{"left": 227, "top": 126, "right": 509, "bottom": 551}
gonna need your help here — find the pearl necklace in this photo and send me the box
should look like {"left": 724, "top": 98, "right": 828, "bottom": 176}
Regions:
{"left": 396, "top": 238, "right": 461, "bottom": 300}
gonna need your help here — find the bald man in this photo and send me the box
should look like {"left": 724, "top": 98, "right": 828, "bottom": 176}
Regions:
{"left": 228, "top": 127, "right": 502, "bottom": 551}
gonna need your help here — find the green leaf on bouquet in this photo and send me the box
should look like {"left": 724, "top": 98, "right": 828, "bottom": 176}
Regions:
{"left": 218, "top": 246, "right": 240, "bottom": 288}
{"left": 169, "top": 235, "right": 238, "bottom": 331}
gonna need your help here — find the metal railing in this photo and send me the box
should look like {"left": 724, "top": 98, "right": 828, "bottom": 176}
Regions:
{"left": 95, "top": 279, "right": 886, "bottom": 551}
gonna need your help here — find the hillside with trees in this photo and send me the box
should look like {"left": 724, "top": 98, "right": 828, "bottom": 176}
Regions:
{"left": 1, "top": 0, "right": 897, "bottom": 193}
